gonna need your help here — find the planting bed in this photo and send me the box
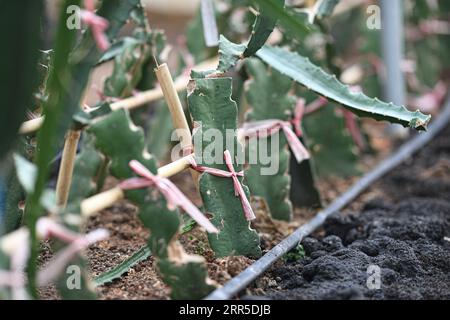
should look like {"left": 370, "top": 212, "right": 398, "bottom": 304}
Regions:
{"left": 38, "top": 138, "right": 374, "bottom": 300}
{"left": 4, "top": 0, "right": 448, "bottom": 302}
{"left": 255, "top": 125, "right": 450, "bottom": 300}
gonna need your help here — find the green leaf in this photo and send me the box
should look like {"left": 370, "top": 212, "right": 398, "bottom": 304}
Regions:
{"left": 188, "top": 77, "right": 261, "bottom": 257}
{"left": 215, "top": 0, "right": 284, "bottom": 73}
{"left": 244, "top": 0, "right": 283, "bottom": 57}
{"left": 254, "top": 0, "right": 310, "bottom": 37}
{"left": 257, "top": 45, "right": 431, "bottom": 129}
{"left": 181, "top": 217, "right": 197, "bottom": 234}
{"left": 94, "top": 245, "right": 151, "bottom": 286}
{"left": 244, "top": 59, "right": 295, "bottom": 221}
{"left": 0, "top": 0, "right": 43, "bottom": 160}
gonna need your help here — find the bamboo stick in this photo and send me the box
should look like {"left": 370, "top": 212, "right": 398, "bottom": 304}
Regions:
{"left": 19, "top": 117, "right": 45, "bottom": 134}
{"left": 155, "top": 64, "right": 192, "bottom": 136}
{"left": 80, "top": 155, "right": 192, "bottom": 217}
{"left": 81, "top": 187, "right": 124, "bottom": 218}
{"left": 154, "top": 63, "right": 200, "bottom": 185}
{"left": 19, "top": 57, "right": 219, "bottom": 135}
{"left": 157, "top": 155, "right": 192, "bottom": 178}
{"left": 55, "top": 130, "right": 82, "bottom": 207}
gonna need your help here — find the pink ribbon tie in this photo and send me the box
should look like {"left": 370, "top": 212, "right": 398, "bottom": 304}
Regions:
{"left": 81, "top": 0, "right": 110, "bottom": 51}
{"left": 292, "top": 98, "right": 306, "bottom": 137}
{"left": 188, "top": 151, "right": 256, "bottom": 221}
{"left": 241, "top": 120, "right": 310, "bottom": 164}
{"left": 119, "top": 160, "right": 219, "bottom": 234}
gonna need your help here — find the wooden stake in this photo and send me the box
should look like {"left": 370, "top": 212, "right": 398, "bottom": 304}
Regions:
{"left": 55, "top": 130, "right": 81, "bottom": 207}
{"left": 154, "top": 63, "right": 200, "bottom": 185}
{"left": 19, "top": 57, "right": 219, "bottom": 135}
{"left": 80, "top": 155, "right": 192, "bottom": 217}
{"left": 157, "top": 155, "right": 192, "bottom": 178}
{"left": 155, "top": 63, "right": 191, "bottom": 142}
{"left": 19, "top": 117, "right": 45, "bottom": 134}
{"left": 81, "top": 187, "right": 124, "bottom": 218}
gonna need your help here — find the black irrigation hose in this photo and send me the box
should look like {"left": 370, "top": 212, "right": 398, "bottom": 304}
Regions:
{"left": 206, "top": 96, "right": 450, "bottom": 300}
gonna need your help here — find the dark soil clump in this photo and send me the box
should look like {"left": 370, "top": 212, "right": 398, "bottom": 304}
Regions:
{"left": 263, "top": 126, "right": 450, "bottom": 300}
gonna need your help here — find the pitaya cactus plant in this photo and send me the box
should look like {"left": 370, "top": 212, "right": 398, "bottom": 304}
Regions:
{"left": 188, "top": 75, "right": 261, "bottom": 258}
{"left": 242, "top": 58, "right": 298, "bottom": 221}
{"left": 88, "top": 109, "right": 216, "bottom": 299}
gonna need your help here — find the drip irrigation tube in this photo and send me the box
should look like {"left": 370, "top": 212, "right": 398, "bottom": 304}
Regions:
{"left": 206, "top": 96, "right": 450, "bottom": 300}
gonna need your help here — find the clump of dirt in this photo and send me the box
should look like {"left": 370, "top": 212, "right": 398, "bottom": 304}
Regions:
{"left": 261, "top": 127, "right": 450, "bottom": 300}
{"left": 267, "top": 198, "right": 450, "bottom": 299}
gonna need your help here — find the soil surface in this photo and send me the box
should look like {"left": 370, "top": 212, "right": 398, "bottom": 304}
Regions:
{"left": 258, "top": 125, "right": 450, "bottom": 300}
{"left": 39, "top": 121, "right": 442, "bottom": 300}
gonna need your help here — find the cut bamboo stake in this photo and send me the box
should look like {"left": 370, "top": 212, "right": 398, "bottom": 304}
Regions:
{"left": 154, "top": 63, "right": 200, "bottom": 186}
{"left": 19, "top": 117, "right": 45, "bottom": 134}
{"left": 19, "top": 57, "right": 219, "bottom": 135}
{"left": 55, "top": 129, "right": 82, "bottom": 207}
{"left": 80, "top": 154, "right": 192, "bottom": 217}
{"left": 155, "top": 63, "right": 192, "bottom": 139}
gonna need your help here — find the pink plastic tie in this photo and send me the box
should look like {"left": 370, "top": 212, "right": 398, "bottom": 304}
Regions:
{"left": 188, "top": 151, "right": 256, "bottom": 221}
{"left": 119, "top": 160, "right": 219, "bottom": 234}
{"left": 292, "top": 98, "right": 306, "bottom": 137}
{"left": 81, "top": 0, "right": 110, "bottom": 51}
{"left": 241, "top": 120, "right": 310, "bottom": 164}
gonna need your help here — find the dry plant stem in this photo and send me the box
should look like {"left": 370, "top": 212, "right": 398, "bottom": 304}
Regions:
{"left": 19, "top": 58, "right": 219, "bottom": 135}
{"left": 80, "top": 155, "right": 192, "bottom": 217}
{"left": 155, "top": 63, "right": 200, "bottom": 186}
{"left": 55, "top": 130, "right": 82, "bottom": 207}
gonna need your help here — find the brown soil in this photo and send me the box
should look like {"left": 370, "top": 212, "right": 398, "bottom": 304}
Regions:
{"left": 38, "top": 121, "right": 393, "bottom": 300}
